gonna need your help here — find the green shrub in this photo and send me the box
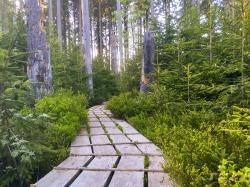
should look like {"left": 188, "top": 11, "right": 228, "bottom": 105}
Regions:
{"left": 35, "top": 91, "right": 87, "bottom": 148}
{"left": 91, "top": 58, "right": 119, "bottom": 105}
{"left": 108, "top": 92, "right": 250, "bottom": 186}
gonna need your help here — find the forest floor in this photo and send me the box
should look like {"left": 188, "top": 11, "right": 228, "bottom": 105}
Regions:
{"left": 33, "top": 105, "right": 175, "bottom": 187}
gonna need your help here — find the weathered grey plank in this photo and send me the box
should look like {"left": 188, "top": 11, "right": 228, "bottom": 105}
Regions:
{"left": 93, "top": 145, "right": 117, "bottom": 154}
{"left": 101, "top": 121, "right": 116, "bottom": 128}
{"left": 91, "top": 135, "right": 110, "bottom": 144}
{"left": 89, "top": 121, "right": 102, "bottom": 128}
{"left": 70, "top": 156, "right": 118, "bottom": 187}
{"left": 106, "top": 127, "right": 123, "bottom": 134}
{"left": 109, "top": 172, "right": 144, "bottom": 187}
{"left": 116, "top": 144, "right": 142, "bottom": 154}
{"left": 149, "top": 156, "right": 165, "bottom": 170}
{"left": 58, "top": 156, "right": 91, "bottom": 168}
{"left": 137, "top": 144, "right": 162, "bottom": 155}
{"left": 109, "top": 134, "right": 131, "bottom": 144}
{"left": 117, "top": 156, "right": 144, "bottom": 169}
{"left": 36, "top": 156, "right": 91, "bottom": 187}
{"left": 36, "top": 170, "right": 78, "bottom": 187}
{"left": 71, "top": 136, "right": 90, "bottom": 146}
{"left": 148, "top": 172, "right": 174, "bottom": 187}
{"left": 70, "top": 146, "right": 92, "bottom": 155}
{"left": 78, "top": 129, "right": 88, "bottom": 135}
{"left": 122, "top": 127, "right": 139, "bottom": 134}
{"left": 99, "top": 117, "right": 113, "bottom": 122}
{"left": 90, "top": 127, "right": 105, "bottom": 135}
{"left": 127, "top": 134, "right": 150, "bottom": 143}
{"left": 89, "top": 117, "right": 99, "bottom": 122}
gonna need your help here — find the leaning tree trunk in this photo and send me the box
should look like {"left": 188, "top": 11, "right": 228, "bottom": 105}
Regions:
{"left": 81, "top": 0, "right": 93, "bottom": 95}
{"left": 25, "top": 0, "right": 53, "bottom": 99}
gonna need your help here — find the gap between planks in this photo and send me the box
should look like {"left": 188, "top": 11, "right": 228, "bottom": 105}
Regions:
{"left": 70, "top": 142, "right": 152, "bottom": 147}
{"left": 70, "top": 153, "right": 163, "bottom": 157}
{"left": 54, "top": 167, "right": 166, "bottom": 173}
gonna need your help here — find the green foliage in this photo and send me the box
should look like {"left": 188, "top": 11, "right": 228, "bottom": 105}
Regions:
{"left": 218, "top": 159, "right": 250, "bottom": 186}
{"left": 35, "top": 91, "right": 87, "bottom": 148}
{"left": 119, "top": 56, "right": 141, "bottom": 92}
{"left": 0, "top": 89, "right": 88, "bottom": 186}
{"left": 91, "top": 58, "right": 119, "bottom": 105}
{"left": 107, "top": 91, "right": 250, "bottom": 186}
{"left": 51, "top": 41, "right": 88, "bottom": 94}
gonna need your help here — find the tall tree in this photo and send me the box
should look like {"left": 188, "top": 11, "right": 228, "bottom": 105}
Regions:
{"left": 25, "top": 0, "right": 53, "bottom": 99}
{"left": 81, "top": 0, "right": 93, "bottom": 94}
{"left": 57, "top": 0, "right": 62, "bottom": 48}
{"left": 116, "top": 0, "right": 123, "bottom": 71}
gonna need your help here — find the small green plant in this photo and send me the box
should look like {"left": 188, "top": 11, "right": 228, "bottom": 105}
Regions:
{"left": 144, "top": 155, "right": 150, "bottom": 169}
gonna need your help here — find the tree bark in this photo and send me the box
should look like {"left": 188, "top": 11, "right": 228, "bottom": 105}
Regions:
{"left": 25, "top": 0, "right": 53, "bottom": 99}
{"left": 81, "top": 0, "right": 93, "bottom": 95}
{"left": 116, "top": 0, "right": 123, "bottom": 71}
{"left": 57, "top": 0, "right": 62, "bottom": 49}
{"left": 140, "top": 32, "right": 155, "bottom": 92}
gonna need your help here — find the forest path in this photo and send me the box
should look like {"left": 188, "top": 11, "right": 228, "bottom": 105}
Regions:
{"left": 34, "top": 105, "right": 175, "bottom": 187}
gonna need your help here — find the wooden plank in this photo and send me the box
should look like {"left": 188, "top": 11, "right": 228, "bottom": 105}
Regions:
{"left": 36, "top": 157, "right": 92, "bottom": 187}
{"left": 36, "top": 170, "right": 78, "bottom": 187}
{"left": 89, "top": 121, "right": 102, "bottom": 128}
{"left": 114, "top": 120, "right": 131, "bottom": 128}
{"left": 90, "top": 127, "right": 105, "bottom": 135}
{"left": 70, "top": 156, "right": 118, "bottom": 187}
{"left": 93, "top": 145, "right": 117, "bottom": 154}
{"left": 117, "top": 156, "right": 144, "bottom": 169}
{"left": 78, "top": 129, "right": 88, "bottom": 135}
{"left": 109, "top": 172, "right": 144, "bottom": 187}
{"left": 127, "top": 134, "right": 150, "bottom": 143}
{"left": 58, "top": 156, "right": 91, "bottom": 168}
{"left": 116, "top": 144, "right": 142, "bottom": 154}
{"left": 99, "top": 117, "right": 113, "bottom": 122}
{"left": 89, "top": 117, "right": 99, "bottom": 122}
{"left": 91, "top": 135, "right": 110, "bottom": 144}
{"left": 101, "top": 121, "right": 116, "bottom": 127}
{"left": 71, "top": 136, "right": 90, "bottom": 146}
{"left": 122, "top": 126, "right": 139, "bottom": 134}
{"left": 148, "top": 172, "right": 174, "bottom": 187}
{"left": 106, "top": 127, "right": 123, "bottom": 134}
{"left": 149, "top": 156, "right": 165, "bottom": 170}
{"left": 137, "top": 144, "right": 162, "bottom": 155}
{"left": 109, "top": 134, "right": 131, "bottom": 144}
{"left": 70, "top": 146, "right": 92, "bottom": 155}
{"left": 95, "top": 114, "right": 108, "bottom": 118}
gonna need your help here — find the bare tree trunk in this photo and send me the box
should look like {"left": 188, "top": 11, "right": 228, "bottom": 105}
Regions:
{"left": 48, "top": 0, "right": 53, "bottom": 24}
{"left": 116, "top": 0, "right": 123, "bottom": 71}
{"left": 81, "top": 0, "right": 93, "bottom": 95}
{"left": 25, "top": 0, "right": 53, "bottom": 99}
{"left": 140, "top": 0, "right": 155, "bottom": 92}
{"left": 140, "top": 32, "right": 155, "bottom": 92}
{"left": 57, "top": 0, "right": 62, "bottom": 49}
{"left": 124, "top": 4, "right": 129, "bottom": 62}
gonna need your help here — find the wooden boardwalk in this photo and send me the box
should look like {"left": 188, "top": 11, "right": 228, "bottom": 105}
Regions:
{"left": 33, "top": 105, "right": 175, "bottom": 187}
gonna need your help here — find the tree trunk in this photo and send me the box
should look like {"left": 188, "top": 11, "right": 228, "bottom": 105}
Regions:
{"left": 57, "top": 0, "right": 62, "bottom": 49}
{"left": 25, "top": 0, "right": 53, "bottom": 99}
{"left": 116, "top": 0, "right": 123, "bottom": 71}
{"left": 81, "top": 0, "right": 93, "bottom": 95}
{"left": 140, "top": 32, "right": 155, "bottom": 92}
{"left": 124, "top": 4, "right": 129, "bottom": 62}
{"left": 140, "top": 0, "right": 155, "bottom": 93}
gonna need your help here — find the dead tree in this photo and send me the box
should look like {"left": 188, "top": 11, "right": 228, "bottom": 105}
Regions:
{"left": 25, "top": 0, "right": 53, "bottom": 99}
{"left": 140, "top": 32, "right": 155, "bottom": 92}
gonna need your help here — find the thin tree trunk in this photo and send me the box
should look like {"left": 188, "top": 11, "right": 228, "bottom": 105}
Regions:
{"left": 116, "top": 0, "right": 123, "bottom": 71}
{"left": 57, "top": 0, "right": 62, "bottom": 49}
{"left": 25, "top": 0, "right": 53, "bottom": 99}
{"left": 81, "top": 0, "right": 93, "bottom": 94}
